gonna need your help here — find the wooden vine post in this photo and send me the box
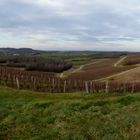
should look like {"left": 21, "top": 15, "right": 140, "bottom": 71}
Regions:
{"left": 89, "top": 81, "right": 92, "bottom": 93}
{"left": 131, "top": 82, "right": 135, "bottom": 93}
{"left": 85, "top": 81, "right": 89, "bottom": 93}
{"left": 63, "top": 80, "right": 67, "bottom": 93}
{"left": 123, "top": 82, "right": 126, "bottom": 93}
{"left": 16, "top": 77, "right": 20, "bottom": 89}
{"left": 105, "top": 81, "right": 109, "bottom": 93}
{"left": 52, "top": 78, "right": 55, "bottom": 93}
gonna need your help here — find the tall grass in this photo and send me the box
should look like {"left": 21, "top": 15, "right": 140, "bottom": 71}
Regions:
{"left": 0, "top": 87, "right": 140, "bottom": 140}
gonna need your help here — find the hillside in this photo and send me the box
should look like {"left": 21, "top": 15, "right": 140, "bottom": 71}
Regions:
{"left": 0, "top": 87, "right": 140, "bottom": 140}
{"left": 0, "top": 48, "right": 45, "bottom": 55}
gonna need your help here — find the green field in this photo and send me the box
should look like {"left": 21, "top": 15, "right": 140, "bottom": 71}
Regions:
{"left": 40, "top": 53, "right": 92, "bottom": 66}
{"left": 0, "top": 87, "right": 140, "bottom": 140}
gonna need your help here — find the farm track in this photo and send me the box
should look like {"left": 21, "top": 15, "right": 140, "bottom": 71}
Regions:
{"left": 114, "top": 56, "right": 127, "bottom": 67}
{"left": 97, "top": 66, "right": 140, "bottom": 81}
{"left": 103, "top": 65, "right": 140, "bottom": 82}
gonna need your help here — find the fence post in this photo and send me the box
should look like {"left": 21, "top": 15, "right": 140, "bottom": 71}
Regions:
{"left": 123, "top": 82, "right": 126, "bottom": 93}
{"left": 90, "top": 81, "right": 93, "bottom": 93}
{"left": 16, "top": 77, "right": 20, "bottom": 89}
{"left": 33, "top": 78, "right": 36, "bottom": 90}
{"left": 85, "top": 81, "right": 89, "bottom": 93}
{"left": 131, "top": 83, "right": 135, "bottom": 93}
{"left": 64, "top": 80, "right": 67, "bottom": 93}
{"left": 52, "top": 78, "right": 55, "bottom": 93}
{"left": 105, "top": 81, "right": 109, "bottom": 93}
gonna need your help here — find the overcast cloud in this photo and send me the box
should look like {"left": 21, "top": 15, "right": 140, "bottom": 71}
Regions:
{"left": 0, "top": 0, "right": 140, "bottom": 51}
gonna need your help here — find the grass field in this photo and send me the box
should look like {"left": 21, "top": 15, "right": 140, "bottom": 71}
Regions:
{"left": 40, "top": 53, "right": 92, "bottom": 66}
{"left": 0, "top": 87, "right": 140, "bottom": 140}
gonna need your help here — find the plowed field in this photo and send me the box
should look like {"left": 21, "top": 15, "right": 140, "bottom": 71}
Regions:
{"left": 68, "top": 58, "right": 135, "bottom": 81}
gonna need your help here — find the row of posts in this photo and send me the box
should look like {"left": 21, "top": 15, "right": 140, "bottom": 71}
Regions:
{"left": 15, "top": 77, "right": 129, "bottom": 93}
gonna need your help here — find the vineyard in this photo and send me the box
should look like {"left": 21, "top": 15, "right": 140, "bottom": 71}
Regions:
{"left": 123, "top": 54, "right": 140, "bottom": 66}
{"left": 68, "top": 58, "right": 136, "bottom": 81}
{"left": 0, "top": 66, "right": 140, "bottom": 93}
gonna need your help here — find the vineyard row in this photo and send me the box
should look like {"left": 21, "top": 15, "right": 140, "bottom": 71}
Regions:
{"left": 0, "top": 66, "right": 140, "bottom": 93}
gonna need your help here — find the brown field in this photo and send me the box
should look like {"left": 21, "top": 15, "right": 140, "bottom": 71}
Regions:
{"left": 123, "top": 54, "right": 140, "bottom": 66}
{"left": 68, "top": 58, "right": 136, "bottom": 81}
{"left": 107, "top": 66, "right": 140, "bottom": 82}
{"left": 105, "top": 54, "right": 140, "bottom": 82}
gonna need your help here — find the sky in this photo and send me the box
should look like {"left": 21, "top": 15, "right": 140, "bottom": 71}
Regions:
{"left": 0, "top": 0, "right": 140, "bottom": 51}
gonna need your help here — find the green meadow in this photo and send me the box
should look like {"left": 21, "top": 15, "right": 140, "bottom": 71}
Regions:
{"left": 0, "top": 87, "right": 140, "bottom": 140}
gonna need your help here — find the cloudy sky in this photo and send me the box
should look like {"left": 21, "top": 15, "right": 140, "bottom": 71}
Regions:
{"left": 0, "top": 0, "right": 140, "bottom": 51}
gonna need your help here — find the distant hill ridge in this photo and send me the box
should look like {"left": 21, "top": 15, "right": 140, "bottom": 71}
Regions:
{"left": 0, "top": 47, "right": 139, "bottom": 55}
{"left": 0, "top": 48, "right": 45, "bottom": 55}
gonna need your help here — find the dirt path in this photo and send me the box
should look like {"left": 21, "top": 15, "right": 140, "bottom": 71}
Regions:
{"left": 114, "top": 56, "right": 127, "bottom": 67}
{"left": 96, "top": 67, "right": 139, "bottom": 81}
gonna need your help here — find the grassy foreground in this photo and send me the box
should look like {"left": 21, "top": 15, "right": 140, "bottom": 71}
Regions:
{"left": 0, "top": 87, "right": 140, "bottom": 140}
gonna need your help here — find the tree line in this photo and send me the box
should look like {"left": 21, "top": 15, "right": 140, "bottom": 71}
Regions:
{"left": 0, "top": 55, "right": 72, "bottom": 73}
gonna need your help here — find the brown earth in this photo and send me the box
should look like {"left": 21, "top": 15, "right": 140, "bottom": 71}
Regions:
{"left": 108, "top": 66, "right": 140, "bottom": 82}
{"left": 68, "top": 58, "right": 135, "bottom": 81}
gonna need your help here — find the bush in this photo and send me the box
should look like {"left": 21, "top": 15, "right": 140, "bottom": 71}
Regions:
{"left": 117, "top": 96, "right": 137, "bottom": 105}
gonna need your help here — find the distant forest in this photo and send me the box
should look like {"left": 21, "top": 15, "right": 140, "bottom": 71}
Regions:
{"left": 0, "top": 55, "right": 72, "bottom": 73}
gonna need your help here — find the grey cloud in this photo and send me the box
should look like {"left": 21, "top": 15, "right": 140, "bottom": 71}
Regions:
{"left": 0, "top": 0, "right": 140, "bottom": 51}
